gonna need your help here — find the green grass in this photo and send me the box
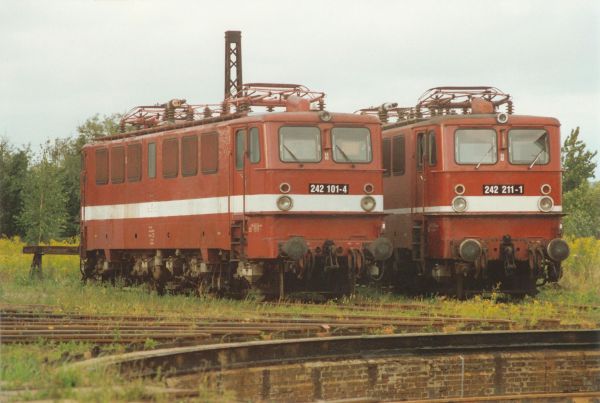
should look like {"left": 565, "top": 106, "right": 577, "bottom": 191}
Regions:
{"left": 0, "top": 341, "right": 151, "bottom": 401}
{"left": 0, "top": 341, "right": 235, "bottom": 401}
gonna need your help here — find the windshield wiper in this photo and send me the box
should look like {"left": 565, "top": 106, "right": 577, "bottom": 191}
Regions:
{"left": 282, "top": 144, "right": 301, "bottom": 163}
{"left": 529, "top": 148, "right": 546, "bottom": 169}
{"left": 475, "top": 145, "right": 494, "bottom": 169}
{"left": 529, "top": 133, "right": 548, "bottom": 169}
{"left": 335, "top": 144, "right": 352, "bottom": 162}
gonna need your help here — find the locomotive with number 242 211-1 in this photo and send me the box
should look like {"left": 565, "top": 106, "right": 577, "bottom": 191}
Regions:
{"left": 359, "top": 86, "right": 570, "bottom": 297}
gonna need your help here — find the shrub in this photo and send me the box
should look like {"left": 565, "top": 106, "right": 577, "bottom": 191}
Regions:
{"left": 561, "top": 237, "right": 600, "bottom": 295}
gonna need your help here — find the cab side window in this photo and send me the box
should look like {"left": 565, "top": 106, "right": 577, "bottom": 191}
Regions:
{"left": 235, "top": 129, "right": 246, "bottom": 170}
{"left": 428, "top": 131, "right": 437, "bottom": 166}
{"left": 416, "top": 132, "right": 425, "bottom": 171}
{"left": 249, "top": 128, "right": 260, "bottom": 164}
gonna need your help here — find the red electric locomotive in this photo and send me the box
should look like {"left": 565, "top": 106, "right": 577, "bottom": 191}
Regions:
{"left": 80, "top": 84, "right": 392, "bottom": 298}
{"left": 360, "top": 87, "right": 569, "bottom": 297}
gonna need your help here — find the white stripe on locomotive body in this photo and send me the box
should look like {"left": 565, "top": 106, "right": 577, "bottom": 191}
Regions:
{"left": 385, "top": 196, "right": 562, "bottom": 214}
{"left": 82, "top": 194, "right": 384, "bottom": 221}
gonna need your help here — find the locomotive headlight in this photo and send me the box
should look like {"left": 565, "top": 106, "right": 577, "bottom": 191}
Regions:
{"left": 538, "top": 196, "right": 554, "bottom": 212}
{"left": 547, "top": 238, "right": 570, "bottom": 262}
{"left": 277, "top": 195, "right": 293, "bottom": 211}
{"left": 459, "top": 239, "right": 482, "bottom": 262}
{"left": 452, "top": 196, "right": 468, "bottom": 212}
{"left": 361, "top": 196, "right": 376, "bottom": 212}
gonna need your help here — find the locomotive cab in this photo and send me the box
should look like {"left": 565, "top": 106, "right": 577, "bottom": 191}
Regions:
{"left": 229, "top": 111, "right": 391, "bottom": 295}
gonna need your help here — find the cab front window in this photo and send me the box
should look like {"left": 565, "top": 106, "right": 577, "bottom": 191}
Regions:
{"left": 279, "top": 126, "right": 321, "bottom": 163}
{"left": 455, "top": 129, "right": 497, "bottom": 165}
{"left": 331, "top": 127, "right": 372, "bottom": 163}
{"left": 508, "top": 129, "right": 549, "bottom": 165}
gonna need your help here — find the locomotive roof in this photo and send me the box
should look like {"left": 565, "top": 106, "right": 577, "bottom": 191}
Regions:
{"left": 381, "top": 113, "right": 560, "bottom": 131}
{"left": 84, "top": 111, "right": 379, "bottom": 148}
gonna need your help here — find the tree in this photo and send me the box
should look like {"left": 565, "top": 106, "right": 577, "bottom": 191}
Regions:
{"left": 561, "top": 127, "right": 598, "bottom": 193}
{"left": 40, "top": 114, "right": 121, "bottom": 237}
{"left": 17, "top": 145, "right": 67, "bottom": 243}
{"left": 61, "top": 114, "right": 121, "bottom": 236}
{"left": 1, "top": 114, "right": 120, "bottom": 241}
{"left": 562, "top": 181, "right": 600, "bottom": 238}
{"left": 0, "top": 138, "right": 30, "bottom": 237}
{"left": 76, "top": 113, "right": 121, "bottom": 142}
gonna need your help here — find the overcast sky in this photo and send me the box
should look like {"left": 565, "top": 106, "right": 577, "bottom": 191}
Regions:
{"left": 1, "top": 0, "right": 599, "bottom": 174}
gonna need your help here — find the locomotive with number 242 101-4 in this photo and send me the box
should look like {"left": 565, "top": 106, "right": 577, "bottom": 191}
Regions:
{"left": 80, "top": 83, "right": 392, "bottom": 299}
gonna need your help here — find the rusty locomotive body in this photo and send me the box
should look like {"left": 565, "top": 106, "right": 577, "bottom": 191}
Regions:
{"left": 80, "top": 84, "right": 391, "bottom": 298}
{"left": 361, "top": 87, "right": 569, "bottom": 297}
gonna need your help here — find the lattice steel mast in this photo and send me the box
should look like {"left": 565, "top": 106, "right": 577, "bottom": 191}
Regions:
{"left": 224, "top": 31, "right": 243, "bottom": 99}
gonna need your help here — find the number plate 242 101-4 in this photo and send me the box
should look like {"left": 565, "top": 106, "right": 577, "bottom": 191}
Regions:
{"left": 483, "top": 184, "right": 524, "bottom": 195}
{"left": 309, "top": 184, "right": 349, "bottom": 194}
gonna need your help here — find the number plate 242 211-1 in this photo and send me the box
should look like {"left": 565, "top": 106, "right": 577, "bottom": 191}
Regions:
{"left": 483, "top": 184, "right": 524, "bottom": 195}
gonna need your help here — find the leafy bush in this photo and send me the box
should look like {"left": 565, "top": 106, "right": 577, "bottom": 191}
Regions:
{"left": 561, "top": 237, "right": 600, "bottom": 296}
{"left": 562, "top": 182, "right": 600, "bottom": 238}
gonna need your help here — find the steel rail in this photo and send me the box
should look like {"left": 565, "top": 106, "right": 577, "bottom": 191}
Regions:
{"left": 1, "top": 306, "right": 513, "bottom": 324}
{"left": 70, "top": 329, "right": 600, "bottom": 377}
{"left": 0, "top": 307, "right": 516, "bottom": 327}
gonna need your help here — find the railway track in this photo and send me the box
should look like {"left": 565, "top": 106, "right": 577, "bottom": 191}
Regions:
{"left": 0, "top": 304, "right": 514, "bottom": 346}
{"left": 2, "top": 301, "right": 595, "bottom": 346}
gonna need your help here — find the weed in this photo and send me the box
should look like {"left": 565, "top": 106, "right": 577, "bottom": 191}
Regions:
{"left": 143, "top": 338, "right": 158, "bottom": 350}
{"left": 54, "top": 367, "right": 81, "bottom": 388}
